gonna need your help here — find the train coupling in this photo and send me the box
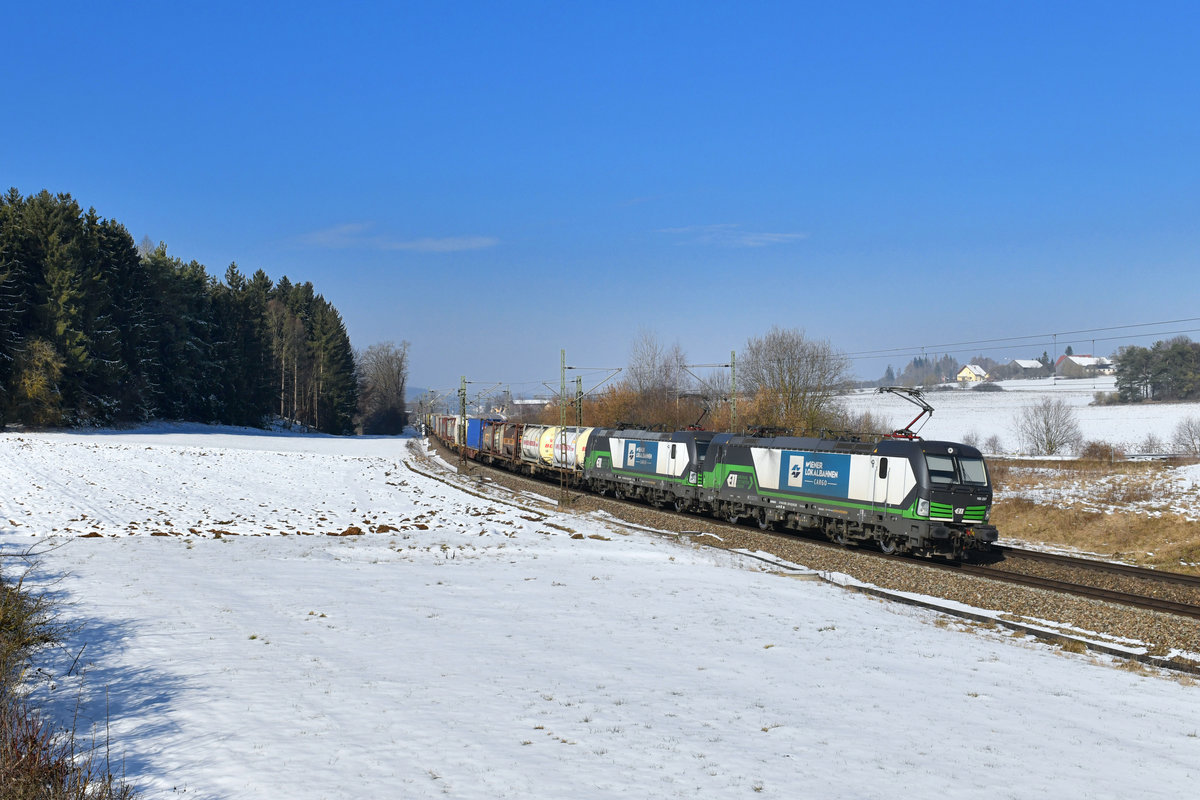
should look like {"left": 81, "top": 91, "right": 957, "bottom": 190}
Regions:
{"left": 967, "top": 525, "right": 999, "bottom": 543}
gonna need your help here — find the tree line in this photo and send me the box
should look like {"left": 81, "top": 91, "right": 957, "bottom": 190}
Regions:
{"left": 0, "top": 189, "right": 404, "bottom": 434}
{"left": 1114, "top": 336, "right": 1200, "bottom": 402}
{"left": 503, "top": 326, "right": 882, "bottom": 437}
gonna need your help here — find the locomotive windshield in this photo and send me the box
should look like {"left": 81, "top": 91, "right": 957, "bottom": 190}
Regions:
{"left": 925, "top": 454, "right": 989, "bottom": 487}
{"left": 958, "top": 457, "right": 989, "bottom": 486}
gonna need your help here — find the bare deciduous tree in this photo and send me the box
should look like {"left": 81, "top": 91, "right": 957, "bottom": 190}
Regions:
{"left": 740, "top": 326, "right": 850, "bottom": 433}
{"left": 1015, "top": 397, "right": 1082, "bottom": 455}
{"left": 619, "top": 330, "right": 694, "bottom": 427}
{"left": 1138, "top": 432, "right": 1166, "bottom": 454}
{"left": 1172, "top": 417, "right": 1200, "bottom": 456}
{"left": 357, "top": 340, "right": 410, "bottom": 434}
{"left": 626, "top": 329, "right": 686, "bottom": 396}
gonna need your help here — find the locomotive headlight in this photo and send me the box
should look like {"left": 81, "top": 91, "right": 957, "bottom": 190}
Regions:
{"left": 917, "top": 498, "right": 930, "bottom": 517}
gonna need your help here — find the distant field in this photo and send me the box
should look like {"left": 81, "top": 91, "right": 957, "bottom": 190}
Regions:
{"left": 840, "top": 376, "right": 1200, "bottom": 455}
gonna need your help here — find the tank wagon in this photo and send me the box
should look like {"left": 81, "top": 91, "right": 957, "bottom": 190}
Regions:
{"left": 424, "top": 413, "right": 997, "bottom": 557}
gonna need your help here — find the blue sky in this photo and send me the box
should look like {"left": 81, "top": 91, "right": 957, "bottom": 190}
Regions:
{"left": 5, "top": 2, "right": 1200, "bottom": 394}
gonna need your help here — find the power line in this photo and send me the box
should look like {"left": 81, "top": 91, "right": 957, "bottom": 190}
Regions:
{"left": 845, "top": 316, "right": 1200, "bottom": 360}
{"left": 426, "top": 316, "right": 1200, "bottom": 393}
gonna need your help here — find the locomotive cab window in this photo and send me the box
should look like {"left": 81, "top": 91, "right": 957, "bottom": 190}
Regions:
{"left": 878, "top": 457, "right": 888, "bottom": 479}
{"left": 958, "top": 457, "right": 989, "bottom": 486}
{"left": 925, "top": 453, "right": 989, "bottom": 487}
{"left": 925, "top": 454, "right": 957, "bottom": 484}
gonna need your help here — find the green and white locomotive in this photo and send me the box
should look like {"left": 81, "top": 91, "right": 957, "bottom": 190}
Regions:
{"left": 697, "top": 433, "right": 997, "bottom": 556}
{"left": 427, "top": 387, "right": 999, "bottom": 557}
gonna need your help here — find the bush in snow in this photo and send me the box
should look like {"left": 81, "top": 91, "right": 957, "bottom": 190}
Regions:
{"left": 1015, "top": 397, "right": 1082, "bottom": 456}
{"left": 1078, "top": 440, "right": 1126, "bottom": 462}
{"left": 1, "top": 559, "right": 139, "bottom": 799}
{"left": 1137, "top": 432, "right": 1167, "bottom": 454}
{"left": 1172, "top": 417, "right": 1200, "bottom": 456}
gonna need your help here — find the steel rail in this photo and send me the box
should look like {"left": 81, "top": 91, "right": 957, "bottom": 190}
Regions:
{"left": 992, "top": 544, "right": 1200, "bottom": 588}
{"left": 429, "top": 437, "right": 1200, "bottom": 621}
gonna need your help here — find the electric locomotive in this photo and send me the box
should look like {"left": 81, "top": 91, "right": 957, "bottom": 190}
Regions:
{"left": 423, "top": 387, "right": 999, "bottom": 557}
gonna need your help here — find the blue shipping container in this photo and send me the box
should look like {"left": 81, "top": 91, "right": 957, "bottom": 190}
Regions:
{"left": 466, "top": 418, "right": 484, "bottom": 450}
{"left": 465, "top": 418, "right": 502, "bottom": 450}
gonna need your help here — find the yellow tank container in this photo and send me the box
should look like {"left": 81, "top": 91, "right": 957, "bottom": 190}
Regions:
{"left": 539, "top": 427, "right": 562, "bottom": 464}
{"left": 573, "top": 427, "right": 595, "bottom": 469}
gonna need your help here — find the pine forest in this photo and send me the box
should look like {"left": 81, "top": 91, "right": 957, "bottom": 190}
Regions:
{"left": 0, "top": 189, "right": 359, "bottom": 433}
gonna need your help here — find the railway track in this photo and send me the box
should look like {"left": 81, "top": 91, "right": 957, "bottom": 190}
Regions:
{"left": 918, "top": 557, "right": 1200, "bottom": 621}
{"left": 992, "top": 543, "right": 1200, "bottom": 588}
{"left": 717, "top": 519, "right": 1200, "bottom": 622}
{"left": 427, "top": 437, "right": 1200, "bottom": 625}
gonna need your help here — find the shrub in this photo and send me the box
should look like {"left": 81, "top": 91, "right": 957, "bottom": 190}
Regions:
{"left": 1, "top": 696, "right": 138, "bottom": 799}
{"left": 972, "top": 382, "right": 1005, "bottom": 392}
{"left": 1078, "top": 440, "right": 1126, "bottom": 462}
{"left": 1015, "top": 397, "right": 1082, "bottom": 456}
{"left": 0, "top": 570, "right": 59, "bottom": 695}
{"left": 2, "top": 559, "right": 139, "bottom": 799}
{"left": 1172, "top": 417, "right": 1200, "bottom": 456}
{"left": 1137, "top": 432, "right": 1166, "bottom": 455}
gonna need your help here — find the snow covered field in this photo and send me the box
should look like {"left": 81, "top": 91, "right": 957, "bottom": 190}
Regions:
{"left": 840, "top": 376, "right": 1200, "bottom": 455}
{"left": 2, "top": 425, "right": 1199, "bottom": 799}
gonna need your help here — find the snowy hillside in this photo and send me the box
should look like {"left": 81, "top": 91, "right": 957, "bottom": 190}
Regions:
{"left": 1, "top": 426, "right": 1198, "bottom": 799}
{"left": 841, "top": 376, "right": 1200, "bottom": 454}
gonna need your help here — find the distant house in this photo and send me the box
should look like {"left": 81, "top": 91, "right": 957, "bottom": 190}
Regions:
{"left": 1055, "top": 355, "right": 1114, "bottom": 378}
{"left": 512, "top": 397, "right": 554, "bottom": 410}
{"left": 956, "top": 364, "right": 988, "bottom": 383}
{"left": 1011, "top": 358, "right": 1044, "bottom": 372}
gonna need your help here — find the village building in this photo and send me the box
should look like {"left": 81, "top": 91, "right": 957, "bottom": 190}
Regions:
{"left": 956, "top": 364, "right": 988, "bottom": 383}
{"left": 1054, "top": 354, "right": 1115, "bottom": 378}
{"left": 1010, "top": 358, "right": 1045, "bottom": 373}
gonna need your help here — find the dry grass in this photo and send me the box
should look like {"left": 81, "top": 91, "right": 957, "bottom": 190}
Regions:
{"left": 989, "top": 456, "right": 1173, "bottom": 485}
{"left": 992, "top": 490, "right": 1200, "bottom": 574}
{"left": 991, "top": 454, "right": 1200, "bottom": 565}
{"left": 2, "top": 556, "right": 139, "bottom": 799}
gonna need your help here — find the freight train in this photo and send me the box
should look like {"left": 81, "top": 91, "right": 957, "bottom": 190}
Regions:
{"left": 424, "top": 409, "right": 999, "bottom": 557}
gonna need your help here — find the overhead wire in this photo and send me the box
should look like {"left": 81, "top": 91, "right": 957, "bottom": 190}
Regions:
{"left": 422, "top": 316, "right": 1200, "bottom": 396}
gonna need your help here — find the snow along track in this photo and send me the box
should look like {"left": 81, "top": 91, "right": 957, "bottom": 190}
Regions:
{"left": 419, "top": 437, "right": 1200, "bottom": 674}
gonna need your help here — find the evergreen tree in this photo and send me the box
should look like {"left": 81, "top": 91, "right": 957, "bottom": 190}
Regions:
{"left": 308, "top": 298, "right": 358, "bottom": 433}
{"left": 210, "top": 263, "right": 274, "bottom": 425}
{"left": 0, "top": 188, "right": 361, "bottom": 431}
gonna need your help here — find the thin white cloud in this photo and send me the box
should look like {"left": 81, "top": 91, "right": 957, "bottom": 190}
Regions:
{"left": 299, "top": 222, "right": 376, "bottom": 248}
{"left": 383, "top": 235, "right": 500, "bottom": 253}
{"left": 299, "top": 222, "right": 498, "bottom": 253}
{"left": 657, "top": 223, "right": 808, "bottom": 248}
